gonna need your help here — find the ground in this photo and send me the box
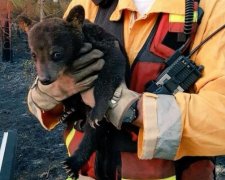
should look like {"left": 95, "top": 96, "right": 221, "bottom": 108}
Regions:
{"left": 0, "top": 32, "right": 68, "bottom": 179}
{"left": 0, "top": 30, "right": 92, "bottom": 180}
{"left": 0, "top": 30, "right": 225, "bottom": 180}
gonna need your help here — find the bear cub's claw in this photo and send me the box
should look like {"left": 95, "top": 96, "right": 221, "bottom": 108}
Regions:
{"left": 88, "top": 118, "right": 101, "bottom": 128}
{"left": 62, "top": 158, "right": 79, "bottom": 179}
{"left": 59, "top": 108, "right": 76, "bottom": 123}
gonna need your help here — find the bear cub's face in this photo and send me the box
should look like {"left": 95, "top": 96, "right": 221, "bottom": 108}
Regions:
{"left": 28, "top": 6, "right": 85, "bottom": 85}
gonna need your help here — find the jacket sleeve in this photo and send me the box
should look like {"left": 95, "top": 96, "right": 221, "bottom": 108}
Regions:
{"left": 137, "top": 0, "right": 225, "bottom": 160}
{"left": 27, "top": 88, "right": 64, "bottom": 130}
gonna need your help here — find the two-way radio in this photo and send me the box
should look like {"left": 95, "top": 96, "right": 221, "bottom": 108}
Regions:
{"left": 145, "top": 23, "right": 225, "bottom": 95}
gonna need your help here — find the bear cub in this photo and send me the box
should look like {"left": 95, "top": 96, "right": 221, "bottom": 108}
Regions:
{"left": 27, "top": 5, "right": 127, "bottom": 179}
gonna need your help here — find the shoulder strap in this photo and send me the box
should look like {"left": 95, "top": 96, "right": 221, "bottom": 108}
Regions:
{"left": 94, "top": 0, "right": 124, "bottom": 46}
{"left": 92, "top": 0, "right": 113, "bottom": 8}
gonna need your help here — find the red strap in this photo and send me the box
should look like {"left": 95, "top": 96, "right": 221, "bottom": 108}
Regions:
{"left": 150, "top": 14, "right": 176, "bottom": 59}
{"left": 130, "top": 62, "right": 165, "bottom": 93}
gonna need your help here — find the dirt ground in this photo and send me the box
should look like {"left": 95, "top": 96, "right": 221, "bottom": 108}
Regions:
{"left": 0, "top": 31, "right": 68, "bottom": 179}
{"left": 0, "top": 30, "right": 225, "bottom": 180}
{"left": 0, "top": 30, "right": 95, "bottom": 180}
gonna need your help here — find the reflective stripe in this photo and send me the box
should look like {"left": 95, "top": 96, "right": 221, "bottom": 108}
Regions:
{"left": 154, "top": 95, "right": 182, "bottom": 160}
{"left": 165, "top": 176, "right": 176, "bottom": 180}
{"left": 138, "top": 93, "right": 159, "bottom": 159}
{"left": 66, "top": 177, "right": 79, "bottom": 180}
{"left": 138, "top": 94, "right": 182, "bottom": 160}
{"left": 0, "top": 132, "right": 8, "bottom": 172}
{"left": 65, "top": 128, "right": 76, "bottom": 156}
{"left": 122, "top": 175, "right": 176, "bottom": 180}
{"left": 169, "top": 11, "right": 198, "bottom": 22}
{"left": 66, "top": 177, "right": 74, "bottom": 180}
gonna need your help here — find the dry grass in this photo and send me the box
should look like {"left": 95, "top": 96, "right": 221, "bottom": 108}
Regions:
{"left": 10, "top": 0, "right": 70, "bottom": 21}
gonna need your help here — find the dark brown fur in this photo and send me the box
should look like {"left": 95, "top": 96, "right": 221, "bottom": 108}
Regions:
{"left": 26, "top": 5, "right": 128, "bottom": 179}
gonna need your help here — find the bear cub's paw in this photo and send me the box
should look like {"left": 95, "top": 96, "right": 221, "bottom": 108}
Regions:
{"left": 62, "top": 157, "right": 80, "bottom": 179}
{"left": 87, "top": 109, "right": 103, "bottom": 128}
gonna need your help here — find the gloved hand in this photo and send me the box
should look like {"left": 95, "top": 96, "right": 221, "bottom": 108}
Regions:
{"left": 81, "top": 82, "right": 141, "bottom": 129}
{"left": 106, "top": 83, "right": 141, "bottom": 129}
{"left": 30, "top": 43, "right": 105, "bottom": 110}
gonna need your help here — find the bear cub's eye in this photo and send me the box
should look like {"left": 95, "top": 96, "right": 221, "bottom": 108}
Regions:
{"left": 52, "top": 52, "right": 63, "bottom": 61}
{"left": 31, "top": 52, "right": 36, "bottom": 59}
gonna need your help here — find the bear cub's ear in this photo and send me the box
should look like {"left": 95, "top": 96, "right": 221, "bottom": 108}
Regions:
{"left": 65, "top": 5, "right": 85, "bottom": 28}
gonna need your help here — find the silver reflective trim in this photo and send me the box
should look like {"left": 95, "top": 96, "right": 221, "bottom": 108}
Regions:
{"left": 0, "top": 132, "right": 8, "bottom": 171}
{"left": 154, "top": 95, "right": 182, "bottom": 160}
{"left": 156, "top": 74, "right": 171, "bottom": 86}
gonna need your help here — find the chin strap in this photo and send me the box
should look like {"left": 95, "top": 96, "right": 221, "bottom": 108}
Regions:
{"left": 92, "top": 0, "right": 114, "bottom": 8}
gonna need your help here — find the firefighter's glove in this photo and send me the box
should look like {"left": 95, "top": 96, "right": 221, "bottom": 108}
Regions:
{"left": 30, "top": 43, "right": 105, "bottom": 110}
{"left": 106, "top": 83, "right": 141, "bottom": 129}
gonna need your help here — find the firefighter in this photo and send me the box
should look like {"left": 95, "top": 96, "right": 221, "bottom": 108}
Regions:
{"left": 27, "top": 0, "right": 225, "bottom": 179}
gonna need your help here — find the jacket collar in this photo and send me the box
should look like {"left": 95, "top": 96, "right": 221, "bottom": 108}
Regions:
{"left": 110, "top": 0, "right": 185, "bottom": 21}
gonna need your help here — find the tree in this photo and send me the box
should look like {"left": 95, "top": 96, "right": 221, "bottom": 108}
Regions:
{"left": 0, "top": 0, "right": 13, "bottom": 62}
